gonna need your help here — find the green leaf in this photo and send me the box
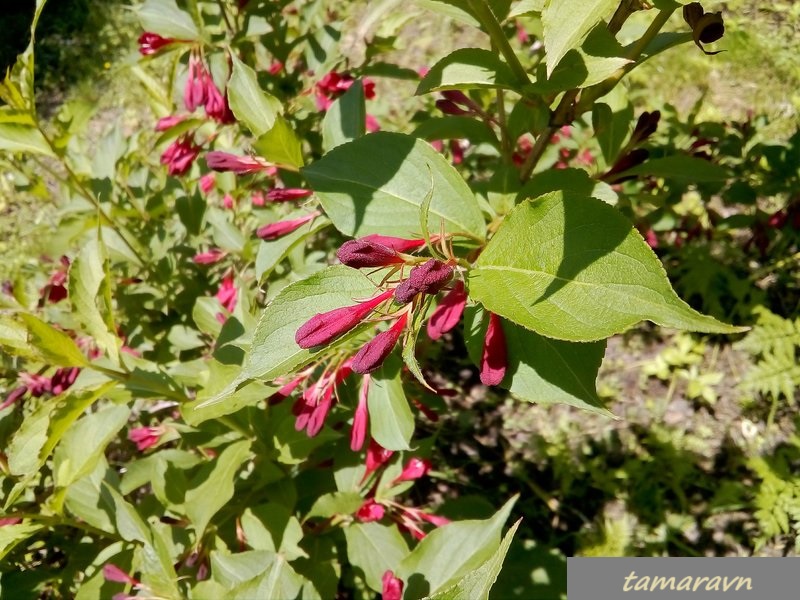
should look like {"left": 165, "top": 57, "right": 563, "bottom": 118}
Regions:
{"left": 255, "top": 215, "right": 331, "bottom": 280}
{"left": 69, "top": 237, "right": 119, "bottom": 364}
{"left": 508, "top": 0, "right": 544, "bottom": 19}
{"left": 185, "top": 363, "right": 276, "bottom": 425}
{"left": 413, "top": 116, "right": 498, "bottom": 146}
{"left": 464, "top": 305, "right": 609, "bottom": 414}
{"left": 468, "top": 192, "right": 746, "bottom": 341}
{"left": 416, "top": 48, "right": 520, "bottom": 94}
{"left": 53, "top": 405, "right": 130, "bottom": 490}
{"left": 185, "top": 440, "right": 252, "bottom": 535}
{"left": 398, "top": 496, "right": 518, "bottom": 597}
{"left": 368, "top": 355, "right": 415, "bottom": 451}
{"left": 621, "top": 154, "right": 730, "bottom": 182}
{"left": 253, "top": 115, "right": 304, "bottom": 168}
{"left": 241, "top": 504, "right": 308, "bottom": 560}
{"left": 228, "top": 54, "right": 283, "bottom": 137}
{"left": 592, "top": 102, "right": 634, "bottom": 166}
{"left": 302, "top": 132, "right": 485, "bottom": 240}
{"left": 195, "top": 266, "right": 380, "bottom": 410}
{"left": 19, "top": 313, "right": 89, "bottom": 366}
{"left": 426, "top": 519, "right": 521, "bottom": 600}
{"left": 0, "top": 122, "right": 55, "bottom": 156}
{"left": 136, "top": 0, "right": 199, "bottom": 40}
{"left": 322, "top": 79, "right": 366, "bottom": 152}
{"left": 518, "top": 168, "right": 617, "bottom": 206}
{"left": 542, "top": 0, "right": 619, "bottom": 77}
{"left": 0, "top": 522, "right": 46, "bottom": 562}
{"left": 344, "top": 523, "right": 410, "bottom": 591}
{"left": 305, "top": 491, "right": 364, "bottom": 521}
{"left": 211, "top": 551, "right": 305, "bottom": 599}
{"left": 414, "top": 0, "right": 479, "bottom": 27}
{"left": 207, "top": 207, "right": 246, "bottom": 252}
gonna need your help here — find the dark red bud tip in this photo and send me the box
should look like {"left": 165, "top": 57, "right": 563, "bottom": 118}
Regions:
{"left": 427, "top": 280, "right": 468, "bottom": 340}
{"left": 295, "top": 290, "right": 393, "bottom": 349}
{"left": 480, "top": 312, "right": 507, "bottom": 386}
{"left": 394, "top": 259, "right": 454, "bottom": 305}
{"left": 360, "top": 234, "right": 428, "bottom": 253}
{"left": 351, "top": 313, "right": 409, "bottom": 374}
{"left": 337, "top": 240, "right": 404, "bottom": 268}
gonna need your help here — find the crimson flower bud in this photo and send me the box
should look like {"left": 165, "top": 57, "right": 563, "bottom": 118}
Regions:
{"left": 393, "top": 457, "right": 432, "bottom": 484}
{"left": 351, "top": 313, "right": 409, "bottom": 374}
{"left": 295, "top": 289, "right": 394, "bottom": 349}
{"left": 480, "top": 312, "right": 507, "bottom": 386}
{"left": 394, "top": 259, "right": 454, "bottom": 304}
{"left": 103, "top": 564, "right": 139, "bottom": 585}
{"left": 435, "top": 99, "right": 471, "bottom": 116}
{"left": 192, "top": 249, "right": 226, "bottom": 265}
{"left": 138, "top": 32, "right": 174, "bottom": 56}
{"left": 351, "top": 375, "right": 371, "bottom": 451}
{"left": 0, "top": 385, "right": 27, "bottom": 411}
{"left": 426, "top": 281, "right": 467, "bottom": 340}
{"left": 356, "top": 498, "right": 385, "bottom": 522}
{"left": 382, "top": 571, "right": 404, "bottom": 600}
{"left": 360, "top": 234, "right": 428, "bottom": 253}
{"left": 205, "top": 151, "right": 273, "bottom": 174}
{"left": 362, "top": 440, "right": 394, "bottom": 483}
{"left": 155, "top": 115, "right": 185, "bottom": 132}
{"left": 257, "top": 211, "right": 321, "bottom": 241}
{"left": 266, "top": 188, "right": 313, "bottom": 202}
{"left": 337, "top": 239, "right": 405, "bottom": 269}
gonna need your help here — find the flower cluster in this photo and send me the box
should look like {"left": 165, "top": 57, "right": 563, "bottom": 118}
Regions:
{"left": 315, "top": 71, "right": 380, "bottom": 131}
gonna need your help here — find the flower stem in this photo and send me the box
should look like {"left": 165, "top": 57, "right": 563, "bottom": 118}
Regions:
{"left": 466, "top": 0, "right": 530, "bottom": 88}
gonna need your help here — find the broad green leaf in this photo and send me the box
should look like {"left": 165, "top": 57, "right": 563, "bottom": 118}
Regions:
{"left": 322, "top": 79, "right": 366, "bottom": 152}
{"left": 53, "top": 405, "right": 130, "bottom": 490}
{"left": 64, "top": 460, "right": 117, "bottom": 535}
{"left": 195, "top": 266, "right": 379, "bottom": 409}
{"left": 592, "top": 102, "right": 634, "bottom": 166}
{"left": 398, "top": 495, "right": 518, "bottom": 597}
{"left": 185, "top": 363, "right": 276, "bottom": 425}
{"left": 255, "top": 214, "right": 330, "bottom": 281}
{"left": 192, "top": 296, "right": 224, "bottom": 337}
{"left": 19, "top": 313, "right": 89, "bottom": 366}
{"left": 464, "top": 305, "right": 609, "bottom": 414}
{"left": 228, "top": 54, "right": 283, "bottom": 137}
{"left": 413, "top": 116, "right": 498, "bottom": 146}
{"left": 416, "top": 48, "right": 520, "bottom": 94}
{"left": 207, "top": 207, "right": 246, "bottom": 252}
{"left": 230, "top": 553, "right": 305, "bottom": 599}
{"left": 263, "top": 401, "right": 341, "bottom": 465}
{"left": 302, "top": 132, "right": 486, "bottom": 240}
{"left": 508, "top": 0, "right": 544, "bottom": 19}
{"left": 542, "top": 0, "right": 619, "bottom": 77}
{"left": 468, "top": 192, "right": 745, "bottom": 341}
{"left": 344, "top": 523, "right": 410, "bottom": 591}
{"left": 253, "top": 115, "right": 304, "bottom": 168}
{"left": 136, "top": 0, "right": 199, "bottom": 40}
{"left": 0, "top": 122, "right": 54, "bottom": 156}
{"left": 0, "top": 315, "right": 39, "bottom": 359}
{"left": 426, "top": 519, "right": 521, "bottom": 600}
{"left": 185, "top": 440, "right": 252, "bottom": 535}
{"left": 0, "top": 522, "right": 46, "bottom": 562}
{"left": 518, "top": 168, "right": 617, "bottom": 206}
{"left": 69, "top": 237, "right": 119, "bottom": 364}
{"left": 7, "top": 382, "right": 116, "bottom": 477}
{"left": 368, "top": 356, "right": 414, "bottom": 451}
{"left": 304, "top": 491, "right": 364, "bottom": 521}
{"left": 414, "top": 0, "right": 479, "bottom": 26}
{"left": 621, "top": 154, "right": 730, "bottom": 182}
{"left": 241, "top": 504, "right": 307, "bottom": 560}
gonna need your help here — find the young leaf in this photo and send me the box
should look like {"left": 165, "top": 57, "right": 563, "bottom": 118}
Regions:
{"left": 322, "top": 79, "right": 366, "bottom": 152}
{"left": 542, "top": 0, "right": 619, "bottom": 77}
{"left": 592, "top": 102, "right": 634, "bottom": 166}
{"left": 468, "top": 192, "right": 746, "bottom": 341}
{"left": 416, "top": 48, "right": 521, "bottom": 94}
{"left": 253, "top": 116, "right": 304, "bottom": 168}
{"left": 0, "top": 122, "right": 55, "bottom": 156}
{"left": 344, "top": 522, "right": 410, "bottom": 592}
{"left": 0, "top": 522, "right": 46, "bottom": 562}
{"left": 228, "top": 54, "right": 283, "bottom": 137}
{"left": 18, "top": 314, "right": 89, "bottom": 366}
{"left": 397, "top": 495, "right": 518, "bottom": 597}
{"left": 368, "top": 355, "right": 415, "bottom": 451}
{"left": 426, "top": 518, "right": 521, "bottom": 600}
{"left": 136, "top": 0, "right": 199, "bottom": 40}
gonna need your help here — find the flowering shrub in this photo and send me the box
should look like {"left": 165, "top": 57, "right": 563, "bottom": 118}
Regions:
{"left": 0, "top": 0, "right": 762, "bottom": 597}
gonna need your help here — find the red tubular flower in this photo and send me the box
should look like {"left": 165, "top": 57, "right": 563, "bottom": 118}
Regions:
{"left": 256, "top": 211, "right": 320, "bottom": 241}
{"left": 295, "top": 360, "right": 353, "bottom": 437}
{"left": 480, "top": 312, "right": 507, "bottom": 386}
{"left": 1, "top": 385, "right": 28, "bottom": 411}
{"left": 50, "top": 367, "right": 80, "bottom": 395}
{"left": 138, "top": 32, "right": 174, "bottom": 56}
{"left": 382, "top": 571, "right": 404, "bottom": 600}
{"left": 266, "top": 188, "right": 313, "bottom": 202}
{"left": 295, "top": 288, "right": 394, "bottom": 349}
{"left": 184, "top": 53, "right": 208, "bottom": 112}
{"left": 362, "top": 439, "right": 394, "bottom": 483}
{"left": 222, "top": 194, "right": 235, "bottom": 209}
{"left": 351, "top": 312, "right": 409, "bottom": 374}
{"left": 337, "top": 239, "right": 405, "bottom": 269}
{"left": 192, "top": 248, "right": 226, "bottom": 265}
{"left": 204, "top": 76, "right": 235, "bottom": 124}
{"left": 435, "top": 99, "right": 471, "bottom": 116}
{"left": 128, "top": 425, "right": 166, "bottom": 451}
{"left": 426, "top": 281, "right": 467, "bottom": 340}
{"left": 216, "top": 275, "right": 238, "bottom": 313}
{"left": 365, "top": 114, "right": 380, "bottom": 132}
{"left": 351, "top": 375, "right": 371, "bottom": 451}
{"left": 103, "top": 564, "right": 139, "bottom": 586}
{"left": 394, "top": 259, "right": 454, "bottom": 304}
{"left": 268, "top": 372, "right": 309, "bottom": 406}
{"left": 161, "top": 135, "right": 201, "bottom": 176}
{"left": 356, "top": 498, "right": 385, "bottom": 522}
{"left": 0, "top": 517, "right": 22, "bottom": 526}
{"left": 360, "top": 234, "right": 428, "bottom": 253}
{"left": 205, "top": 151, "right": 273, "bottom": 174}
{"left": 155, "top": 115, "right": 185, "bottom": 132}
{"left": 199, "top": 173, "right": 216, "bottom": 194}
{"left": 268, "top": 60, "right": 284, "bottom": 75}
{"left": 393, "top": 457, "right": 432, "bottom": 484}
